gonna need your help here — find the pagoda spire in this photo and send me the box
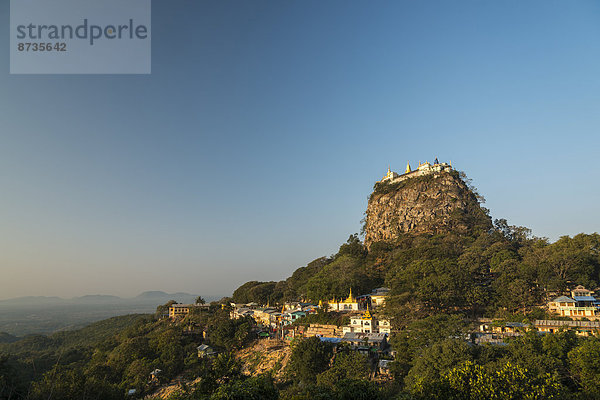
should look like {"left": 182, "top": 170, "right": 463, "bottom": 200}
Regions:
{"left": 405, "top": 161, "right": 411, "bottom": 174}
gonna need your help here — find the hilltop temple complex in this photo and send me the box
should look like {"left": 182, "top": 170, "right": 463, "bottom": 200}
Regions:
{"left": 379, "top": 158, "right": 452, "bottom": 184}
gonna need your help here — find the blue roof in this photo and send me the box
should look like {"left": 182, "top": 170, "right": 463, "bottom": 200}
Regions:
{"left": 553, "top": 296, "right": 575, "bottom": 303}
{"left": 319, "top": 337, "right": 342, "bottom": 344}
{"left": 574, "top": 296, "right": 597, "bottom": 302}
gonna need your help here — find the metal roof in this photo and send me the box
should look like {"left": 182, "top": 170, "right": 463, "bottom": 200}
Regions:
{"left": 319, "top": 337, "right": 342, "bottom": 344}
{"left": 342, "top": 332, "right": 387, "bottom": 343}
{"left": 552, "top": 296, "right": 575, "bottom": 303}
{"left": 534, "top": 320, "right": 600, "bottom": 328}
{"left": 573, "top": 296, "right": 597, "bottom": 302}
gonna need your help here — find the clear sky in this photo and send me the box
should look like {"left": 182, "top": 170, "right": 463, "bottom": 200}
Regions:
{"left": 1, "top": 1, "right": 599, "bottom": 300}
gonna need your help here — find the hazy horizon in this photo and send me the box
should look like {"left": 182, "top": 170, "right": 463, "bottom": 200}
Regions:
{"left": 0, "top": 290, "right": 221, "bottom": 301}
{"left": 2, "top": 1, "right": 600, "bottom": 300}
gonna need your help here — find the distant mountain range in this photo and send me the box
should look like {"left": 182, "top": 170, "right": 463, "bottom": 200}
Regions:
{"left": 0, "top": 291, "right": 213, "bottom": 306}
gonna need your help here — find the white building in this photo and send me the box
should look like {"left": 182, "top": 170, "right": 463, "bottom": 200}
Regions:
{"left": 328, "top": 289, "right": 362, "bottom": 312}
{"left": 379, "top": 158, "right": 452, "bottom": 185}
{"left": 342, "top": 310, "right": 391, "bottom": 334}
{"left": 370, "top": 287, "right": 390, "bottom": 308}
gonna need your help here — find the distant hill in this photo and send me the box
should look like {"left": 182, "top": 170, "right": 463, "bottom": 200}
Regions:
{"left": 133, "top": 291, "right": 198, "bottom": 303}
{"left": 0, "top": 296, "right": 66, "bottom": 306}
{"left": 0, "top": 291, "right": 218, "bottom": 336}
{"left": 0, "top": 332, "right": 18, "bottom": 343}
{"left": 0, "top": 291, "right": 201, "bottom": 306}
{"left": 134, "top": 290, "right": 169, "bottom": 299}
{"left": 73, "top": 294, "right": 123, "bottom": 303}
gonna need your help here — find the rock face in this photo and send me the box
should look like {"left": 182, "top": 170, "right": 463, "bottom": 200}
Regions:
{"left": 363, "top": 170, "right": 490, "bottom": 249}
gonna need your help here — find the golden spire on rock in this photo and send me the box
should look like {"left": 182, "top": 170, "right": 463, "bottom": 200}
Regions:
{"left": 405, "top": 161, "right": 411, "bottom": 174}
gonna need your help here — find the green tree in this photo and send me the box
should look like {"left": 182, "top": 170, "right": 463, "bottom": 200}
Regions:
{"left": 316, "top": 350, "right": 371, "bottom": 387}
{"left": 207, "top": 315, "right": 253, "bottom": 351}
{"left": 332, "top": 379, "right": 384, "bottom": 400}
{"left": 337, "top": 234, "right": 366, "bottom": 259}
{"left": 287, "top": 337, "right": 333, "bottom": 384}
{"left": 210, "top": 375, "right": 278, "bottom": 400}
{"left": 232, "top": 281, "right": 278, "bottom": 304}
{"left": 29, "top": 367, "right": 122, "bottom": 400}
{"left": 0, "top": 355, "right": 28, "bottom": 400}
{"left": 568, "top": 337, "right": 600, "bottom": 397}
{"left": 416, "top": 361, "right": 563, "bottom": 400}
{"left": 405, "top": 338, "right": 473, "bottom": 392}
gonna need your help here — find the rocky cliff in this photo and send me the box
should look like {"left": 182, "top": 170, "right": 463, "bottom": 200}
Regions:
{"left": 363, "top": 170, "right": 491, "bottom": 249}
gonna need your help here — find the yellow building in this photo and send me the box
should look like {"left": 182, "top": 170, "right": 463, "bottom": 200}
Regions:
{"left": 535, "top": 320, "right": 600, "bottom": 336}
{"left": 548, "top": 289, "right": 599, "bottom": 320}
{"left": 168, "top": 303, "right": 210, "bottom": 319}
{"left": 369, "top": 287, "right": 390, "bottom": 308}
{"left": 169, "top": 304, "right": 192, "bottom": 318}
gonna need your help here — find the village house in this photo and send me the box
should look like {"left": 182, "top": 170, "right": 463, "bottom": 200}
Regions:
{"left": 490, "top": 322, "right": 529, "bottom": 334}
{"left": 534, "top": 320, "right": 600, "bottom": 336}
{"left": 283, "top": 302, "right": 316, "bottom": 312}
{"left": 230, "top": 307, "right": 254, "bottom": 320}
{"left": 303, "top": 323, "right": 343, "bottom": 338}
{"left": 251, "top": 308, "right": 281, "bottom": 328}
{"left": 369, "top": 287, "right": 390, "bottom": 308}
{"left": 230, "top": 302, "right": 260, "bottom": 309}
{"left": 197, "top": 344, "right": 217, "bottom": 358}
{"left": 341, "top": 332, "right": 388, "bottom": 351}
{"left": 282, "top": 310, "right": 306, "bottom": 325}
{"left": 168, "top": 303, "right": 210, "bottom": 319}
{"left": 474, "top": 321, "right": 528, "bottom": 344}
{"left": 342, "top": 310, "right": 391, "bottom": 334}
{"left": 548, "top": 286, "right": 600, "bottom": 319}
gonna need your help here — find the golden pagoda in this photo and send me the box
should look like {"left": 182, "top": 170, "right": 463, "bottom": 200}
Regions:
{"left": 405, "top": 161, "right": 411, "bottom": 174}
{"left": 327, "top": 288, "right": 360, "bottom": 312}
{"left": 342, "top": 288, "right": 355, "bottom": 303}
{"left": 361, "top": 309, "right": 373, "bottom": 320}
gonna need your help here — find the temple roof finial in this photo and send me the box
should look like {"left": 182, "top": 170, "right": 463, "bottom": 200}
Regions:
{"left": 405, "top": 161, "right": 411, "bottom": 174}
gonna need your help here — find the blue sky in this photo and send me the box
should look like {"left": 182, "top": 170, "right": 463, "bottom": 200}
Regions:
{"left": 1, "top": 1, "right": 599, "bottom": 299}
